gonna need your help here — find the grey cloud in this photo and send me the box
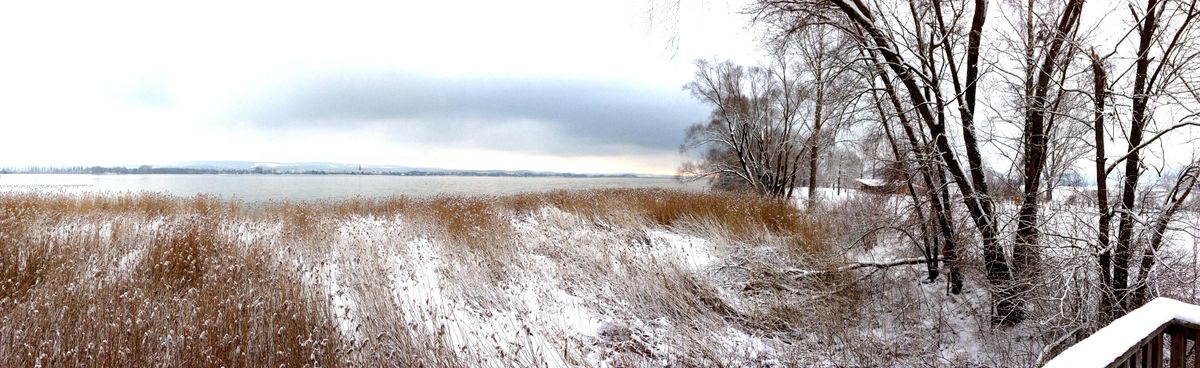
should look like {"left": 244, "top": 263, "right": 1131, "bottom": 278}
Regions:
{"left": 236, "top": 71, "right": 709, "bottom": 155}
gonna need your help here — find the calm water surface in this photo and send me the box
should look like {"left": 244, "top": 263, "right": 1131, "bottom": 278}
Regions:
{"left": 0, "top": 174, "right": 702, "bottom": 202}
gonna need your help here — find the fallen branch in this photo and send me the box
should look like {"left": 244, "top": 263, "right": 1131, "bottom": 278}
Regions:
{"left": 785, "top": 257, "right": 928, "bottom": 279}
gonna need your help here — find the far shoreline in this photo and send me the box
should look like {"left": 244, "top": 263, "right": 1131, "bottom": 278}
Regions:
{"left": 0, "top": 169, "right": 674, "bottom": 180}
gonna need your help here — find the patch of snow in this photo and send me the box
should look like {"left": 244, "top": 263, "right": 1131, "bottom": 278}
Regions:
{"left": 792, "top": 187, "right": 861, "bottom": 207}
{"left": 645, "top": 229, "right": 715, "bottom": 270}
{"left": 117, "top": 249, "right": 142, "bottom": 272}
{"left": 380, "top": 213, "right": 628, "bottom": 366}
{"left": 722, "top": 327, "right": 780, "bottom": 366}
{"left": 855, "top": 178, "right": 886, "bottom": 187}
{"left": 323, "top": 251, "right": 362, "bottom": 342}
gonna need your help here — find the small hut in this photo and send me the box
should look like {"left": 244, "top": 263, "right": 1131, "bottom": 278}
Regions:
{"left": 856, "top": 178, "right": 903, "bottom": 194}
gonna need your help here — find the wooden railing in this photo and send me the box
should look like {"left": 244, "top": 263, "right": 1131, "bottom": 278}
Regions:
{"left": 1105, "top": 319, "right": 1199, "bottom": 367}
{"left": 1045, "top": 298, "right": 1200, "bottom": 368}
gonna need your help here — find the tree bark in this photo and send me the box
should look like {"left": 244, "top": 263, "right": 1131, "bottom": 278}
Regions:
{"left": 1012, "top": 0, "right": 1085, "bottom": 307}
{"left": 1090, "top": 49, "right": 1117, "bottom": 323}
{"left": 807, "top": 86, "right": 824, "bottom": 204}
{"left": 807, "top": 39, "right": 827, "bottom": 205}
{"left": 1114, "top": 0, "right": 1160, "bottom": 314}
{"left": 934, "top": 170, "right": 962, "bottom": 294}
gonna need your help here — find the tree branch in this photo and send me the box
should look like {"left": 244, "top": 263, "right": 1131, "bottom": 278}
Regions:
{"left": 785, "top": 257, "right": 929, "bottom": 279}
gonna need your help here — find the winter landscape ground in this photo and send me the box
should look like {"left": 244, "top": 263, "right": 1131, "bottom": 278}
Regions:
{"left": 3, "top": 188, "right": 1195, "bottom": 367}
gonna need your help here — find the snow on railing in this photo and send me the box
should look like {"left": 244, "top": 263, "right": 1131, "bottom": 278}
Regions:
{"left": 1044, "top": 297, "right": 1200, "bottom": 368}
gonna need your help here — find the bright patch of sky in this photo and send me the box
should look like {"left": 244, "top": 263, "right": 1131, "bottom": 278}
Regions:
{"left": 0, "top": 0, "right": 761, "bottom": 174}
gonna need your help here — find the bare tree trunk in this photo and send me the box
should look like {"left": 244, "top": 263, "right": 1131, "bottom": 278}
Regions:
{"left": 865, "top": 48, "right": 958, "bottom": 291}
{"left": 807, "top": 43, "right": 827, "bottom": 205}
{"left": 1012, "top": 0, "right": 1085, "bottom": 307}
{"left": 934, "top": 170, "right": 962, "bottom": 294}
{"left": 1114, "top": 0, "right": 1160, "bottom": 313}
{"left": 874, "top": 92, "right": 939, "bottom": 283}
{"left": 807, "top": 103, "right": 823, "bottom": 205}
{"left": 917, "top": 0, "right": 1016, "bottom": 320}
{"left": 826, "top": 0, "right": 1015, "bottom": 323}
{"left": 1131, "top": 166, "right": 1199, "bottom": 305}
{"left": 1091, "top": 50, "right": 1117, "bottom": 323}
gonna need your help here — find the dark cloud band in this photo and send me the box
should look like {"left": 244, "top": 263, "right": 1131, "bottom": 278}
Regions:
{"left": 236, "top": 71, "right": 708, "bottom": 156}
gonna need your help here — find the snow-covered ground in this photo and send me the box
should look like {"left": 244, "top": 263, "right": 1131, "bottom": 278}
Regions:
{"left": 300, "top": 207, "right": 787, "bottom": 366}
{"left": 5, "top": 187, "right": 1198, "bottom": 366}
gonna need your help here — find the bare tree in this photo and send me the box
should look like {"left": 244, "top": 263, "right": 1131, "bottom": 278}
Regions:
{"left": 1008, "top": 0, "right": 1086, "bottom": 309}
{"left": 791, "top": 24, "right": 860, "bottom": 204}
{"left": 1101, "top": 0, "right": 1200, "bottom": 319}
{"left": 751, "top": 0, "right": 1025, "bottom": 324}
{"left": 680, "top": 58, "right": 809, "bottom": 199}
{"left": 867, "top": 74, "right": 959, "bottom": 289}
{"left": 675, "top": 0, "right": 1200, "bottom": 341}
{"left": 1041, "top": 117, "right": 1092, "bottom": 203}
{"left": 681, "top": 25, "right": 863, "bottom": 201}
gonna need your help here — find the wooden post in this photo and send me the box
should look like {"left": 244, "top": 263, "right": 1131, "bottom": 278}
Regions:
{"left": 1193, "top": 334, "right": 1199, "bottom": 368}
{"left": 1169, "top": 332, "right": 1184, "bottom": 368}
{"left": 1151, "top": 333, "right": 1163, "bottom": 367}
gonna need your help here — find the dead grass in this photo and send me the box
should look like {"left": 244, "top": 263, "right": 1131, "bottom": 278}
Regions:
{"left": 506, "top": 188, "right": 819, "bottom": 241}
{"left": 0, "top": 194, "right": 342, "bottom": 367}
{"left": 427, "top": 196, "right": 512, "bottom": 252}
{"left": 0, "top": 189, "right": 843, "bottom": 366}
{"left": 140, "top": 219, "right": 221, "bottom": 292}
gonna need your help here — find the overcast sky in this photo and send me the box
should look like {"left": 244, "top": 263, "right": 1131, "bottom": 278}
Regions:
{"left": 0, "top": 0, "right": 760, "bottom": 174}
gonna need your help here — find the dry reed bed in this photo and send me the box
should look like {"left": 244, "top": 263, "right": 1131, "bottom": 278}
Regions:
{"left": 0, "top": 189, "right": 846, "bottom": 367}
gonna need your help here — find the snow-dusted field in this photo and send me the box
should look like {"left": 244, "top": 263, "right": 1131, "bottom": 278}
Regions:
{"left": 0, "top": 190, "right": 853, "bottom": 366}
{"left": 2, "top": 188, "right": 1195, "bottom": 367}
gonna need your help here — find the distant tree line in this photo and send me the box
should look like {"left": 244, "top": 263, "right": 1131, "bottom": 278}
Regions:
{"left": 0, "top": 166, "right": 638, "bottom": 178}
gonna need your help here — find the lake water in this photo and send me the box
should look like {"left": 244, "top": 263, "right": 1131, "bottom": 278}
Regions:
{"left": 0, "top": 174, "right": 703, "bottom": 202}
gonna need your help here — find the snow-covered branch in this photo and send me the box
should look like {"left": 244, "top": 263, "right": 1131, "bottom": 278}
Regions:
{"left": 784, "top": 257, "right": 928, "bottom": 279}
